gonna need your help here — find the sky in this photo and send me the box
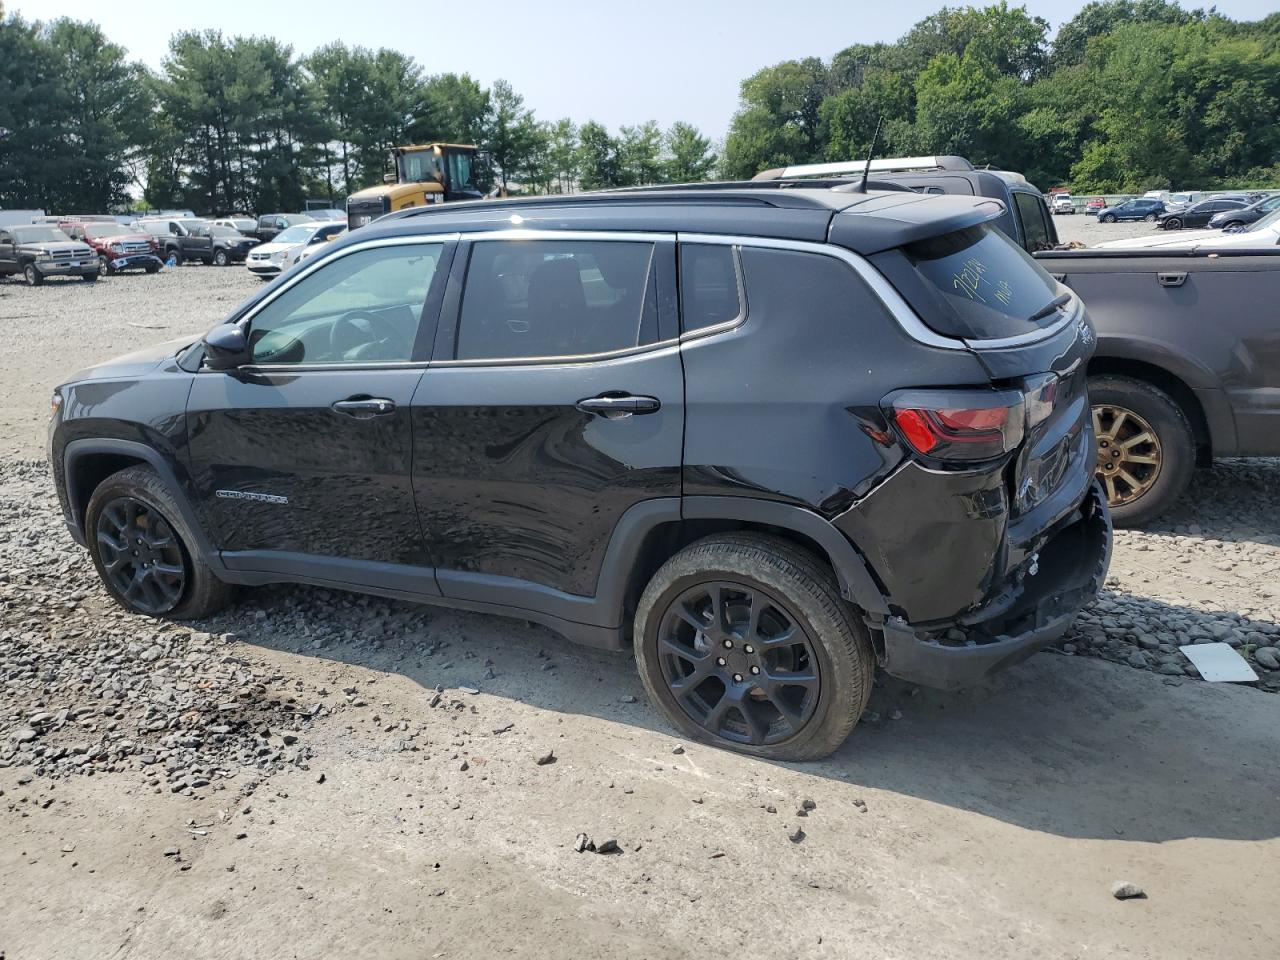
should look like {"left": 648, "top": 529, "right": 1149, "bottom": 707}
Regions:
{"left": 10, "top": 0, "right": 1278, "bottom": 139}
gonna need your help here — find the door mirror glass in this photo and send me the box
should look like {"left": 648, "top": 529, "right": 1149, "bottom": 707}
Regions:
{"left": 203, "top": 324, "right": 249, "bottom": 370}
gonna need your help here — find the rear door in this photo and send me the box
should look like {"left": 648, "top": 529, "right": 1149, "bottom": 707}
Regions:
{"left": 412, "top": 232, "right": 683, "bottom": 606}
{"left": 0, "top": 231, "right": 15, "bottom": 273}
{"left": 186, "top": 237, "right": 452, "bottom": 587}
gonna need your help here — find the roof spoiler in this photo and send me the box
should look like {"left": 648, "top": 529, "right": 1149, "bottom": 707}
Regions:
{"left": 753, "top": 156, "right": 975, "bottom": 181}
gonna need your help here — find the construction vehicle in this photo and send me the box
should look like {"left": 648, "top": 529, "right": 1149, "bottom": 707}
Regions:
{"left": 345, "top": 143, "right": 485, "bottom": 230}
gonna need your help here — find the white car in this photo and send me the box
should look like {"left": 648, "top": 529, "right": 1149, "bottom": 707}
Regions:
{"left": 1051, "top": 194, "right": 1074, "bottom": 215}
{"left": 297, "top": 226, "right": 347, "bottom": 264}
{"left": 245, "top": 221, "right": 346, "bottom": 278}
{"left": 1094, "top": 208, "right": 1280, "bottom": 251}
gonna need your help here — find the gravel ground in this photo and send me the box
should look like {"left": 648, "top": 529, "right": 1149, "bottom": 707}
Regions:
{"left": 3, "top": 257, "right": 1280, "bottom": 958}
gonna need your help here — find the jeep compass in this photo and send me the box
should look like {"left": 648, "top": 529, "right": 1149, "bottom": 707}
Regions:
{"left": 49, "top": 186, "right": 1111, "bottom": 759}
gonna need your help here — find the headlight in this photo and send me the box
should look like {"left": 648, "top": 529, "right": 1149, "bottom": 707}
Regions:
{"left": 273, "top": 250, "right": 288, "bottom": 260}
{"left": 110, "top": 243, "right": 123, "bottom": 253}
{"left": 37, "top": 253, "right": 54, "bottom": 262}
{"left": 51, "top": 390, "right": 63, "bottom": 418}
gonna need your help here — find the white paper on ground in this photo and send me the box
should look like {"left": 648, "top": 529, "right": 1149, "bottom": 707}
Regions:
{"left": 1178, "top": 642, "right": 1259, "bottom": 682}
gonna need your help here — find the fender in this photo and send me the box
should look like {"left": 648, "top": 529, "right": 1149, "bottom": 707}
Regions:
{"left": 61, "top": 437, "right": 225, "bottom": 573}
{"left": 681, "top": 495, "right": 889, "bottom": 615}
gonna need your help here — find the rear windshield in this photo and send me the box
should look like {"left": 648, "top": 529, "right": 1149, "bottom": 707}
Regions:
{"left": 897, "top": 224, "right": 1064, "bottom": 340}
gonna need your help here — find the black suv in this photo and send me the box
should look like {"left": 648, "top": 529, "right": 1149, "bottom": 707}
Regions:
{"left": 49, "top": 187, "right": 1111, "bottom": 759}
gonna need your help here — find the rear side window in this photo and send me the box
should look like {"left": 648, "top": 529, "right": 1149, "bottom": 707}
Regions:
{"left": 1012, "top": 193, "right": 1053, "bottom": 251}
{"left": 679, "top": 244, "right": 742, "bottom": 332}
{"left": 887, "top": 223, "right": 1064, "bottom": 340}
{"left": 456, "top": 240, "right": 657, "bottom": 360}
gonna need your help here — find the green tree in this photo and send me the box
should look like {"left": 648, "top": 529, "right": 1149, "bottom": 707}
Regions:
{"left": 420, "top": 73, "right": 490, "bottom": 144}
{"left": 547, "top": 118, "right": 579, "bottom": 192}
{"left": 722, "top": 57, "right": 828, "bottom": 178}
{"left": 0, "top": 14, "right": 66, "bottom": 209}
{"left": 618, "top": 120, "right": 663, "bottom": 185}
{"left": 664, "top": 121, "right": 716, "bottom": 182}
{"left": 1053, "top": 0, "right": 1201, "bottom": 66}
{"left": 483, "top": 78, "right": 538, "bottom": 190}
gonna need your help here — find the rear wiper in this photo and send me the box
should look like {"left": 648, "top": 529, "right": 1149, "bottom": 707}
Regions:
{"left": 1027, "top": 292, "right": 1073, "bottom": 324}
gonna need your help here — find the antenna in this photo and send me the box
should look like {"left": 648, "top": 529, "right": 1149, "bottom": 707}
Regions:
{"left": 856, "top": 116, "right": 884, "bottom": 194}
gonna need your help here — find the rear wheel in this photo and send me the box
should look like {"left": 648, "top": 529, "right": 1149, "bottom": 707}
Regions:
{"left": 1144, "top": 213, "right": 1158, "bottom": 222}
{"left": 1164, "top": 217, "right": 1183, "bottom": 230}
{"left": 1089, "top": 375, "right": 1195, "bottom": 527}
{"left": 634, "top": 534, "right": 874, "bottom": 761}
{"left": 86, "top": 465, "right": 235, "bottom": 620}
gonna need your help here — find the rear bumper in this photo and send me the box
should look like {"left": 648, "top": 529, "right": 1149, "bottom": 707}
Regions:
{"left": 879, "top": 482, "right": 1111, "bottom": 689}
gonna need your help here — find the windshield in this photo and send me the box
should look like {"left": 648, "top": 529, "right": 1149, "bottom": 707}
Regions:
{"left": 84, "top": 223, "right": 133, "bottom": 238}
{"left": 400, "top": 150, "right": 444, "bottom": 183}
{"left": 1246, "top": 208, "right": 1280, "bottom": 232}
{"left": 12, "top": 226, "right": 72, "bottom": 243}
{"left": 891, "top": 223, "right": 1065, "bottom": 340}
{"left": 275, "top": 225, "right": 318, "bottom": 245}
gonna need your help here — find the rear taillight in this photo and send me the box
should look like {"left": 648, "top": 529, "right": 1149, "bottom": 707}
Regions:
{"left": 886, "top": 389, "right": 1026, "bottom": 462}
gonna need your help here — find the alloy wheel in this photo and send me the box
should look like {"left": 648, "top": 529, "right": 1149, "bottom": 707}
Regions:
{"left": 656, "top": 581, "right": 820, "bottom": 746}
{"left": 98, "top": 256, "right": 110, "bottom": 276}
{"left": 1093, "top": 404, "right": 1162, "bottom": 507}
{"left": 95, "top": 496, "right": 187, "bottom": 614}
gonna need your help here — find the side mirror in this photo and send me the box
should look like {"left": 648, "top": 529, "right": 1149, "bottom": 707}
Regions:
{"left": 203, "top": 324, "right": 249, "bottom": 370}
{"left": 383, "top": 172, "right": 397, "bottom": 183}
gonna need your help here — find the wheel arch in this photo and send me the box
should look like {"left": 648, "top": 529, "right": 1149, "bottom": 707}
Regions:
{"left": 598, "top": 496, "right": 889, "bottom": 645}
{"left": 1088, "top": 355, "right": 1217, "bottom": 466}
{"left": 63, "top": 438, "right": 221, "bottom": 567}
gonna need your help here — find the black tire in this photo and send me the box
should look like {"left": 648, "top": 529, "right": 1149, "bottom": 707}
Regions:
{"left": 1221, "top": 220, "right": 1244, "bottom": 231}
{"left": 1100, "top": 213, "right": 1116, "bottom": 223}
{"left": 1144, "top": 213, "right": 1158, "bottom": 222}
{"left": 213, "top": 248, "right": 228, "bottom": 266}
{"left": 85, "top": 465, "right": 235, "bottom": 620}
{"left": 98, "top": 255, "right": 111, "bottom": 277}
{"left": 145, "top": 264, "right": 159, "bottom": 274}
{"left": 634, "top": 533, "right": 874, "bottom": 761}
{"left": 1089, "top": 375, "right": 1196, "bottom": 527}
{"left": 24, "top": 263, "right": 42, "bottom": 286}
{"left": 1164, "top": 217, "right": 1183, "bottom": 230}
{"left": 167, "top": 247, "right": 183, "bottom": 266}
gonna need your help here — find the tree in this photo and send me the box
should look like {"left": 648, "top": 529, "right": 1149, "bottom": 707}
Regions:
{"left": 618, "top": 120, "right": 663, "bottom": 185}
{"left": 0, "top": 14, "right": 66, "bottom": 210}
{"left": 547, "top": 118, "right": 579, "bottom": 192}
{"left": 482, "top": 79, "right": 539, "bottom": 190}
{"left": 576, "top": 120, "right": 620, "bottom": 190}
{"left": 420, "top": 73, "right": 490, "bottom": 145}
{"left": 1053, "top": 0, "right": 1201, "bottom": 66}
{"left": 722, "top": 57, "right": 828, "bottom": 178}
{"left": 664, "top": 122, "right": 716, "bottom": 182}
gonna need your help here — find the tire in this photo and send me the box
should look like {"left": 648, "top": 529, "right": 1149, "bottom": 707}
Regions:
{"left": 145, "top": 264, "right": 159, "bottom": 274}
{"left": 1144, "top": 213, "right": 1158, "bottom": 222}
{"left": 1221, "top": 220, "right": 1244, "bottom": 231}
{"left": 24, "top": 263, "right": 42, "bottom": 286}
{"left": 1100, "top": 213, "right": 1116, "bottom": 223}
{"left": 98, "top": 255, "right": 111, "bottom": 277}
{"left": 81, "top": 273, "right": 97, "bottom": 283}
{"left": 167, "top": 247, "right": 183, "bottom": 266}
{"left": 1089, "top": 375, "right": 1196, "bottom": 528}
{"left": 1164, "top": 217, "right": 1183, "bottom": 230}
{"left": 633, "top": 533, "right": 875, "bottom": 761}
{"left": 85, "top": 465, "right": 235, "bottom": 620}
{"left": 213, "top": 249, "right": 228, "bottom": 266}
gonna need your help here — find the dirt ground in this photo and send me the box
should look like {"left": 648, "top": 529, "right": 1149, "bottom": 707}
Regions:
{"left": 2, "top": 253, "right": 1279, "bottom": 960}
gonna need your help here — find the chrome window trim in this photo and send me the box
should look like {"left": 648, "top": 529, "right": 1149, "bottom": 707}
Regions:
{"left": 676, "top": 243, "right": 748, "bottom": 342}
{"left": 677, "top": 232, "right": 967, "bottom": 351}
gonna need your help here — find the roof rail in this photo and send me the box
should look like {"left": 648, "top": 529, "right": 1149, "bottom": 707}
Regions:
{"left": 754, "top": 156, "right": 975, "bottom": 181}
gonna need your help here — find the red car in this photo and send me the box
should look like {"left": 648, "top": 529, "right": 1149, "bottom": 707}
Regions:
{"left": 61, "top": 221, "right": 163, "bottom": 276}
{"left": 1085, "top": 197, "right": 1106, "bottom": 216}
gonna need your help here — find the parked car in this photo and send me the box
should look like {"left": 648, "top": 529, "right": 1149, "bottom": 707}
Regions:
{"left": 1085, "top": 197, "right": 1105, "bottom": 215}
{"left": 1207, "top": 193, "right": 1280, "bottom": 230}
{"left": 1034, "top": 243, "right": 1280, "bottom": 525}
{"left": 255, "top": 213, "right": 314, "bottom": 244}
{"left": 212, "top": 217, "right": 259, "bottom": 238}
{"left": 296, "top": 226, "right": 347, "bottom": 264}
{"left": 1051, "top": 194, "right": 1075, "bottom": 215}
{"left": 133, "top": 218, "right": 207, "bottom": 264}
{"left": 62, "top": 221, "right": 162, "bottom": 276}
{"left": 246, "top": 221, "right": 346, "bottom": 278}
{"left": 49, "top": 186, "right": 1111, "bottom": 760}
{"left": 0, "top": 224, "right": 97, "bottom": 285}
{"left": 1096, "top": 198, "right": 1165, "bottom": 222}
{"left": 1157, "top": 197, "right": 1249, "bottom": 230}
{"left": 1094, "top": 207, "right": 1280, "bottom": 251}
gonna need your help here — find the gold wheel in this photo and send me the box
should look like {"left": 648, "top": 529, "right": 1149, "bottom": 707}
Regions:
{"left": 1092, "top": 404, "right": 1162, "bottom": 507}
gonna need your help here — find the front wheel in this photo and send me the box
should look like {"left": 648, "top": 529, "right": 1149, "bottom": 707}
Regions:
{"left": 23, "top": 263, "right": 42, "bottom": 286}
{"left": 98, "top": 256, "right": 111, "bottom": 277}
{"left": 634, "top": 534, "right": 874, "bottom": 761}
{"left": 1089, "top": 375, "right": 1196, "bottom": 527}
{"left": 86, "top": 465, "right": 235, "bottom": 620}
{"left": 213, "top": 249, "right": 228, "bottom": 266}
{"left": 167, "top": 247, "right": 183, "bottom": 266}
{"left": 1221, "top": 221, "right": 1244, "bottom": 231}
{"left": 1100, "top": 213, "right": 1116, "bottom": 223}
{"left": 1164, "top": 217, "right": 1183, "bottom": 230}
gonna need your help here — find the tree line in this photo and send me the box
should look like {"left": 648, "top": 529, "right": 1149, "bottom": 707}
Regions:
{"left": 0, "top": 15, "right": 716, "bottom": 215}
{"left": 3, "top": 1, "right": 1279, "bottom": 215}
{"left": 724, "top": 1, "right": 1280, "bottom": 192}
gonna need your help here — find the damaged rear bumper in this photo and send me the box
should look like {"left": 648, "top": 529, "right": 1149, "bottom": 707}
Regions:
{"left": 879, "top": 482, "right": 1112, "bottom": 690}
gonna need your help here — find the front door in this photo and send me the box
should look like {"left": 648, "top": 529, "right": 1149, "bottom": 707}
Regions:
{"left": 412, "top": 234, "right": 683, "bottom": 608}
{"left": 186, "top": 237, "right": 452, "bottom": 586}
{"left": 0, "top": 231, "right": 16, "bottom": 273}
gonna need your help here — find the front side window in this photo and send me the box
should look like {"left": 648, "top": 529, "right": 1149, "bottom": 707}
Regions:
{"left": 456, "top": 240, "right": 657, "bottom": 360}
{"left": 244, "top": 243, "right": 443, "bottom": 365}
{"left": 679, "top": 244, "right": 742, "bottom": 332}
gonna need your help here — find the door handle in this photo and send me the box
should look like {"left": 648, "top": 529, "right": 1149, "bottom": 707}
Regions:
{"left": 575, "top": 394, "right": 661, "bottom": 419}
{"left": 1157, "top": 272, "right": 1187, "bottom": 287}
{"left": 331, "top": 397, "right": 396, "bottom": 419}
